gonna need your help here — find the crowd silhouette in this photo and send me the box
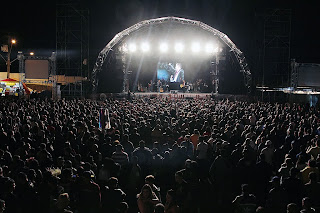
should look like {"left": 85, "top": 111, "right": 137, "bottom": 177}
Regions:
{"left": 0, "top": 96, "right": 320, "bottom": 213}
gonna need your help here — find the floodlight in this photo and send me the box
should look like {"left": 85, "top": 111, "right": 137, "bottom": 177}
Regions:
{"left": 159, "top": 42, "right": 168, "bottom": 53}
{"left": 205, "top": 43, "right": 219, "bottom": 53}
{"left": 30, "top": 52, "right": 34, "bottom": 56}
{"left": 141, "top": 42, "right": 150, "bottom": 52}
{"left": 191, "top": 42, "right": 200, "bottom": 53}
{"left": 175, "top": 42, "right": 184, "bottom": 53}
{"left": 128, "top": 43, "right": 137, "bottom": 52}
{"left": 11, "top": 39, "right": 16, "bottom": 44}
{"left": 121, "top": 44, "right": 128, "bottom": 53}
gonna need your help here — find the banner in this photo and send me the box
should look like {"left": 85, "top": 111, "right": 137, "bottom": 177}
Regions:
{"left": 99, "top": 108, "right": 111, "bottom": 129}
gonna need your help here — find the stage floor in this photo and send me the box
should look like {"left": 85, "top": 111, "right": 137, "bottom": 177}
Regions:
{"left": 97, "top": 91, "right": 249, "bottom": 101}
{"left": 133, "top": 92, "right": 212, "bottom": 99}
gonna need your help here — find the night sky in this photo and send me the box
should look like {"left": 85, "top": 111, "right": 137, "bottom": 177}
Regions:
{"left": 1, "top": 0, "right": 319, "bottom": 70}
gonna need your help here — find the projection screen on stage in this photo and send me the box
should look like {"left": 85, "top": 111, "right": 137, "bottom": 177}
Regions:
{"left": 25, "top": 60, "right": 49, "bottom": 79}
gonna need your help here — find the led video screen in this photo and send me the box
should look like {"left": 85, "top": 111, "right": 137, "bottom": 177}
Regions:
{"left": 298, "top": 64, "right": 320, "bottom": 87}
{"left": 157, "top": 62, "right": 185, "bottom": 83}
{"left": 25, "top": 60, "right": 49, "bottom": 79}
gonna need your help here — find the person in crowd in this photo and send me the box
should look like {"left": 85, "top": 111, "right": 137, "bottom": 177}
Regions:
{"left": 306, "top": 140, "right": 320, "bottom": 160}
{"left": 301, "top": 160, "right": 319, "bottom": 184}
{"left": 282, "top": 167, "right": 303, "bottom": 205}
{"left": 287, "top": 203, "right": 299, "bottom": 213}
{"left": 53, "top": 193, "right": 73, "bottom": 213}
{"left": 303, "top": 172, "right": 320, "bottom": 208}
{"left": 145, "top": 175, "right": 161, "bottom": 202}
{"left": 164, "top": 189, "right": 180, "bottom": 213}
{"left": 266, "top": 176, "right": 288, "bottom": 212}
{"left": 112, "top": 144, "right": 129, "bottom": 166}
{"left": 101, "top": 177, "right": 126, "bottom": 213}
{"left": 232, "top": 184, "right": 257, "bottom": 213}
{"left": 300, "top": 197, "right": 316, "bottom": 213}
{"left": 137, "top": 184, "right": 160, "bottom": 213}
{"left": 154, "top": 203, "right": 165, "bottom": 213}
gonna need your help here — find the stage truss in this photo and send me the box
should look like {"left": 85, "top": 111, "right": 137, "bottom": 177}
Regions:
{"left": 92, "top": 16, "right": 252, "bottom": 93}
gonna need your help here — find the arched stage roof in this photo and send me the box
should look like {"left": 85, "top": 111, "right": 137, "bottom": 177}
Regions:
{"left": 92, "top": 16, "right": 252, "bottom": 93}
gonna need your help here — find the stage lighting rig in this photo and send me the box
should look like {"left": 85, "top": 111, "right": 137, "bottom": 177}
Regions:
{"left": 174, "top": 42, "right": 184, "bottom": 53}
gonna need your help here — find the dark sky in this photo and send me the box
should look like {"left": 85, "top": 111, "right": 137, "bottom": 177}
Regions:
{"left": 1, "top": 0, "right": 319, "bottom": 64}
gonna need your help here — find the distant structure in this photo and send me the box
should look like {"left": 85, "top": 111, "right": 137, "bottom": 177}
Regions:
{"left": 56, "top": 0, "right": 89, "bottom": 97}
{"left": 261, "top": 9, "right": 292, "bottom": 88}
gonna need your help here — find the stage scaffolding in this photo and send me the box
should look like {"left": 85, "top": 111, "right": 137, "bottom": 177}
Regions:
{"left": 262, "top": 9, "right": 292, "bottom": 88}
{"left": 56, "top": 0, "right": 89, "bottom": 97}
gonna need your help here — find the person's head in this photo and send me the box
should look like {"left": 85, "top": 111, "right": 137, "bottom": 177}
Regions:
{"left": 108, "top": 177, "right": 118, "bottom": 188}
{"left": 265, "top": 140, "right": 272, "bottom": 147}
{"left": 241, "top": 184, "right": 249, "bottom": 195}
{"left": 256, "top": 206, "right": 265, "bottom": 213}
{"left": 115, "top": 144, "right": 123, "bottom": 152}
{"left": 302, "top": 197, "right": 312, "bottom": 209}
{"left": 308, "top": 172, "right": 317, "bottom": 182}
{"left": 57, "top": 193, "right": 70, "bottom": 210}
{"left": 118, "top": 202, "right": 129, "bottom": 213}
{"left": 123, "top": 134, "right": 129, "bottom": 142}
{"left": 139, "top": 140, "right": 145, "bottom": 148}
{"left": 287, "top": 203, "right": 299, "bottom": 213}
{"left": 175, "top": 171, "right": 184, "bottom": 183}
{"left": 166, "top": 189, "right": 176, "bottom": 203}
{"left": 145, "top": 175, "right": 155, "bottom": 185}
{"left": 154, "top": 203, "right": 165, "bottom": 213}
{"left": 270, "top": 176, "right": 280, "bottom": 187}
{"left": 140, "top": 184, "right": 153, "bottom": 199}
{"left": 284, "top": 158, "right": 292, "bottom": 166}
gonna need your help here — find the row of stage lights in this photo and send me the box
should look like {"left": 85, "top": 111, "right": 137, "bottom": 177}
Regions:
{"left": 121, "top": 42, "right": 221, "bottom": 54}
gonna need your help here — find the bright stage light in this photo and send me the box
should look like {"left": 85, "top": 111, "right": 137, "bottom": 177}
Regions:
{"left": 205, "top": 43, "right": 219, "bottom": 54}
{"left": 141, "top": 42, "right": 150, "bottom": 52}
{"left": 159, "top": 42, "right": 168, "bottom": 52}
{"left": 128, "top": 43, "right": 137, "bottom": 52}
{"left": 191, "top": 42, "right": 200, "bottom": 53}
{"left": 175, "top": 42, "right": 184, "bottom": 53}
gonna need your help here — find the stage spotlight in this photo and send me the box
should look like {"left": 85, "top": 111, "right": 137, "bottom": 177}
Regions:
{"left": 128, "top": 43, "right": 137, "bottom": 52}
{"left": 175, "top": 42, "right": 184, "bottom": 53}
{"left": 191, "top": 42, "right": 200, "bottom": 53}
{"left": 205, "top": 43, "right": 219, "bottom": 54}
{"left": 159, "top": 42, "right": 168, "bottom": 52}
{"left": 141, "top": 42, "right": 150, "bottom": 52}
{"left": 121, "top": 44, "right": 128, "bottom": 53}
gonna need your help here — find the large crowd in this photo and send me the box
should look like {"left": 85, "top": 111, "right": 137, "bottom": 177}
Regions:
{"left": 0, "top": 96, "right": 320, "bottom": 213}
